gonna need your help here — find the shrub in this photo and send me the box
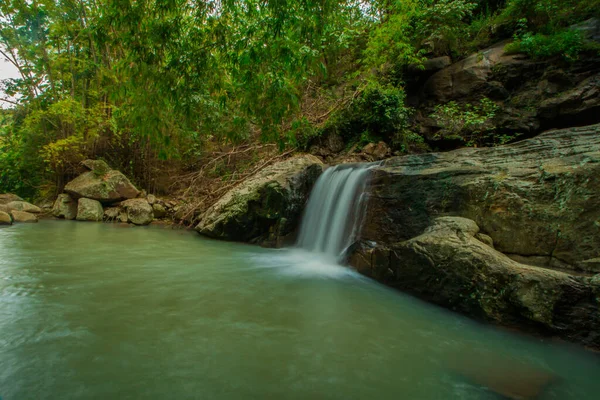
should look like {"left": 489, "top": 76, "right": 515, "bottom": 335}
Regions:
{"left": 505, "top": 29, "right": 585, "bottom": 61}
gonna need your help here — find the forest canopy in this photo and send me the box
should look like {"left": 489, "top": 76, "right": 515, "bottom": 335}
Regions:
{"left": 1, "top": 0, "right": 598, "bottom": 198}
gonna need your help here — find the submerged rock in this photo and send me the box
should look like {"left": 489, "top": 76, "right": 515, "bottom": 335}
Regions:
{"left": 0, "top": 210, "right": 12, "bottom": 225}
{"left": 76, "top": 198, "right": 104, "bottom": 222}
{"left": 6, "top": 201, "right": 41, "bottom": 214}
{"left": 0, "top": 193, "right": 23, "bottom": 204}
{"left": 64, "top": 160, "right": 140, "bottom": 203}
{"left": 11, "top": 210, "right": 38, "bottom": 223}
{"left": 196, "top": 154, "right": 324, "bottom": 244}
{"left": 52, "top": 194, "right": 78, "bottom": 220}
{"left": 121, "top": 198, "right": 153, "bottom": 225}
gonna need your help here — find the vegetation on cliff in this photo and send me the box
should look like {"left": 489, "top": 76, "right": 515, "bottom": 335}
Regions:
{"left": 1, "top": 0, "right": 598, "bottom": 200}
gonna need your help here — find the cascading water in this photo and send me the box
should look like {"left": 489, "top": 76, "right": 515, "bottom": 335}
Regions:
{"left": 296, "top": 163, "right": 373, "bottom": 260}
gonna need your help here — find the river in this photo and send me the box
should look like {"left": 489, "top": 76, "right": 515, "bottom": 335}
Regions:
{"left": 1, "top": 221, "right": 599, "bottom": 399}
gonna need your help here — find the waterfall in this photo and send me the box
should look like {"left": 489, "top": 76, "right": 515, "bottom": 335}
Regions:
{"left": 296, "top": 163, "right": 373, "bottom": 259}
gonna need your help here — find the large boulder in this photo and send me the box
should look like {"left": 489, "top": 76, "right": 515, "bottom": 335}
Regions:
{"left": 6, "top": 201, "right": 41, "bottom": 214}
{"left": 76, "top": 198, "right": 104, "bottom": 222}
{"left": 11, "top": 210, "right": 38, "bottom": 223}
{"left": 120, "top": 198, "right": 153, "bottom": 225}
{"left": 421, "top": 41, "right": 527, "bottom": 103}
{"left": 360, "top": 124, "right": 600, "bottom": 273}
{"left": 0, "top": 193, "right": 23, "bottom": 204}
{"left": 196, "top": 154, "right": 324, "bottom": 244}
{"left": 52, "top": 194, "right": 78, "bottom": 220}
{"left": 64, "top": 160, "right": 140, "bottom": 203}
{"left": 0, "top": 210, "right": 12, "bottom": 225}
{"left": 351, "top": 216, "right": 600, "bottom": 350}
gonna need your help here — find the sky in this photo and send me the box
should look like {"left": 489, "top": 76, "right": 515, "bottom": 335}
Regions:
{"left": 0, "top": 57, "right": 20, "bottom": 108}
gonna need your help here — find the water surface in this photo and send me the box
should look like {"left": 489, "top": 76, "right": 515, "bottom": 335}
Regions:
{"left": 1, "top": 221, "right": 599, "bottom": 399}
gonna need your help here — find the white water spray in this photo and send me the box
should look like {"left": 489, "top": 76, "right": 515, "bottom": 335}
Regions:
{"left": 296, "top": 163, "right": 373, "bottom": 260}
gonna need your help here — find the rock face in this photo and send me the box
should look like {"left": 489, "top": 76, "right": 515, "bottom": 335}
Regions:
{"left": 76, "top": 198, "right": 104, "bottom": 221}
{"left": 121, "top": 199, "right": 153, "bottom": 225}
{"left": 6, "top": 201, "right": 41, "bottom": 214}
{"left": 51, "top": 194, "right": 78, "bottom": 220}
{"left": 351, "top": 217, "right": 600, "bottom": 349}
{"left": 349, "top": 124, "right": 600, "bottom": 349}
{"left": 0, "top": 210, "right": 12, "bottom": 225}
{"left": 0, "top": 193, "right": 23, "bottom": 204}
{"left": 64, "top": 160, "right": 140, "bottom": 203}
{"left": 11, "top": 210, "right": 38, "bottom": 223}
{"left": 196, "top": 155, "right": 324, "bottom": 244}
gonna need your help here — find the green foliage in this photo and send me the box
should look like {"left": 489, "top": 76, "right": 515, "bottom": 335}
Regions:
{"left": 505, "top": 29, "right": 585, "bottom": 61}
{"left": 326, "top": 82, "right": 412, "bottom": 146}
{"left": 431, "top": 98, "right": 502, "bottom": 146}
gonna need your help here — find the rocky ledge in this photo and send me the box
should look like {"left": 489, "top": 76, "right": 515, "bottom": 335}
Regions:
{"left": 196, "top": 154, "right": 324, "bottom": 245}
{"left": 350, "top": 123, "right": 600, "bottom": 349}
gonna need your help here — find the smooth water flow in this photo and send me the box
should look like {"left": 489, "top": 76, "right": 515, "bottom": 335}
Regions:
{"left": 2, "top": 222, "right": 600, "bottom": 400}
{"left": 296, "top": 164, "right": 372, "bottom": 258}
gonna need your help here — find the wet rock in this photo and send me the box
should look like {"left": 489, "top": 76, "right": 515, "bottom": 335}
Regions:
{"left": 196, "top": 155, "right": 324, "bottom": 244}
{"left": 121, "top": 198, "right": 153, "bottom": 225}
{"left": 11, "top": 210, "right": 38, "bottom": 223}
{"left": 0, "top": 193, "right": 23, "bottom": 204}
{"left": 52, "top": 194, "right": 78, "bottom": 220}
{"left": 0, "top": 210, "right": 12, "bottom": 225}
{"left": 152, "top": 203, "right": 167, "bottom": 218}
{"left": 350, "top": 217, "right": 600, "bottom": 349}
{"left": 64, "top": 159, "right": 140, "bottom": 203}
{"left": 6, "top": 201, "right": 42, "bottom": 214}
{"left": 76, "top": 198, "right": 104, "bottom": 222}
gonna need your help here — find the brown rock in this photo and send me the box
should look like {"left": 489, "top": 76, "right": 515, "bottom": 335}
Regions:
{"left": 6, "top": 201, "right": 41, "bottom": 214}
{"left": 0, "top": 210, "right": 12, "bottom": 225}
{"left": 11, "top": 210, "right": 38, "bottom": 223}
{"left": 0, "top": 193, "right": 23, "bottom": 204}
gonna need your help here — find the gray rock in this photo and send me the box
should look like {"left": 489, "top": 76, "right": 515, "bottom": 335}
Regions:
{"left": 0, "top": 210, "right": 12, "bottom": 225}
{"left": 121, "top": 198, "right": 153, "bottom": 225}
{"left": 196, "top": 154, "right": 324, "bottom": 244}
{"left": 52, "top": 194, "right": 78, "bottom": 220}
{"left": 11, "top": 210, "right": 38, "bottom": 223}
{"left": 361, "top": 124, "right": 600, "bottom": 273}
{"left": 64, "top": 160, "right": 140, "bottom": 203}
{"left": 76, "top": 198, "right": 104, "bottom": 221}
{"left": 0, "top": 193, "right": 23, "bottom": 204}
{"left": 6, "top": 201, "right": 42, "bottom": 214}
{"left": 152, "top": 203, "right": 167, "bottom": 218}
{"left": 570, "top": 18, "right": 600, "bottom": 43}
{"left": 349, "top": 217, "right": 600, "bottom": 349}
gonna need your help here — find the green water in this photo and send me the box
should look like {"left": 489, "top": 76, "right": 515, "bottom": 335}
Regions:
{"left": 0, "top": 221, "right": 598, "bottom": 400}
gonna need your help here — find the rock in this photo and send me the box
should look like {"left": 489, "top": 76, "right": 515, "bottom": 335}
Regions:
{"left": 121, "top": 198, "right": 153, "bottom": 225}
{"left": 64, "top": 159, "right": 140, "bottom": 203}
{"left": 152, "top": 203, "right": 167, "bottom": 218}
{"left": 11, "top": 210, "right": 38, "bottom": 223}
{"left": 81, "top": 159, "right": 111, "bottom": 174}
{"left": 6, "top": 201, "right": 42, "bottom": 214}
{"left": 570, "top": 18, "right": 600, "bottom": 43}
{"left": 103, "top": 207, "right": 121, "bottom": 221}
{"left": 538, "top": 73, "right": 600, "bottom": 127}
{"left": 196, "top": 154, "right": 324, "bottom": 244}
{"left": 52, "top": 194, "right": 78, "bottom": 220}
{"left": 350, "top": 217, "right": 600, "bottom": 349}
{"left": 361, "top": 124, "right": 600, "bottom": 274}
{"left": 0, "top": 210, "right": 12, "bottom": 225}
{"left": 362, "top": 141, "right": 391, "bottom": 160}
{"left": 76, "top": 198, "right": 104, "bottom": 221}
{"left": 0, "top": 204, "right": 10, "bottom": 213}
{"left": 422, "top": 41, "right": 526, "bottom": 103}
{"left": 0, "top": 193, "right": 23, "bottom": 204}
{"left": 147, "top": 194, "right": 156, "bottom": 205}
